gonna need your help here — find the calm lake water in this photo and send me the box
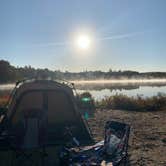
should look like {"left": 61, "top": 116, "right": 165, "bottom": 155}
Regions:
{"left": 74, "top": 80, "right": 166, "bottom": 100}
{"left": 76, "top": 86, "right": 166, "bottom": 100}
{"left": 0, "top": 80, "right": 166, "bottom": 100}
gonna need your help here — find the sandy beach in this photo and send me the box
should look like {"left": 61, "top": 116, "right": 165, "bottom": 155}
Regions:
{"left": 88, "top": 109, "right": 166, "bottom": 166}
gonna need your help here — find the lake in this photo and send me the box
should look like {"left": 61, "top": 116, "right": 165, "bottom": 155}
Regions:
{"left": 73, "top": 79, "right": 166, "bottom": 100}
{"left": 0, "top": 79, "right": 166, "bottom": 100}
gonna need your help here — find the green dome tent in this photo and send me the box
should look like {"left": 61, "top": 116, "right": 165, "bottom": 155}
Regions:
{"left": 6, "top": 79, "right": 93, "bottom": 146}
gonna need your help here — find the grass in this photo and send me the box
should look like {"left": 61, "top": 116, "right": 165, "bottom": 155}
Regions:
{"left": 95, "top": 93, "right": 166, "bottom": 111}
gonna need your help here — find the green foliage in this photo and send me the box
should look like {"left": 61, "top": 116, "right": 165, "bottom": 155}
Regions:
{"left": 0, "top": 60, "right": 16, "bottom": 83}
{"left": 1, "top": 59, "right": 166, "bottom": 83}
{"left": 0, "top": 60, "right": 58, "bottom": 83}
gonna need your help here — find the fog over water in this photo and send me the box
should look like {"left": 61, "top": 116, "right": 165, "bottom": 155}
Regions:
{"left": 73, "top": 79, "right": 166, "bottom": 100}
{"left": 73, "top": 79, "right": 166, "bottom": 84}
{"left": 0, "top": 79, "right": 166, "bottom": 100}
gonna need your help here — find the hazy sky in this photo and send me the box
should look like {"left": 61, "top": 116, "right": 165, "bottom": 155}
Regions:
{"left": 0, "top": 0, "right": 166, "bottom": 72}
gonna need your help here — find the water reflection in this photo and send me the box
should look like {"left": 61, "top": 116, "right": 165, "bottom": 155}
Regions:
{"left": 75, "top": 82, "right": 166, "bottom": 100}
{"left": 75, "top": 83, "right": 140, "bottom": 91}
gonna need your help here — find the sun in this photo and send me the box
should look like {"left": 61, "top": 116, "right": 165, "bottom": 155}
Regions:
{"left": 76, "top": 35, "right": 91, "bottom": 50}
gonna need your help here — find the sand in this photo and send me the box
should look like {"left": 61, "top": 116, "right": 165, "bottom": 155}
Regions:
{"left": 88, "top": 109, "right": 166, "bottom": 166}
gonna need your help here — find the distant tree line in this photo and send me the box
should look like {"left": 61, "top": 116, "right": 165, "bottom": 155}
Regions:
{"left": 0, "top": 59, "right": 166, "bottom": 83}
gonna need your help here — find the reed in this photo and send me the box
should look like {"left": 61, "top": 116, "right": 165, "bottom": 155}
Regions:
{"left": 95, "top": 93, "right": 166, "bottom": 111}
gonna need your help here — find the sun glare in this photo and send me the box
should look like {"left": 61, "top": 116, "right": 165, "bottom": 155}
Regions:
{"left": 76, "top": 35, "right": 91, "bottom": 50}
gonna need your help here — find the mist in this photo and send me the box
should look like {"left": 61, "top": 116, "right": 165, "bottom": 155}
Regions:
{"left": 73, "top": 79, "right": 166, "bottom": 84}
